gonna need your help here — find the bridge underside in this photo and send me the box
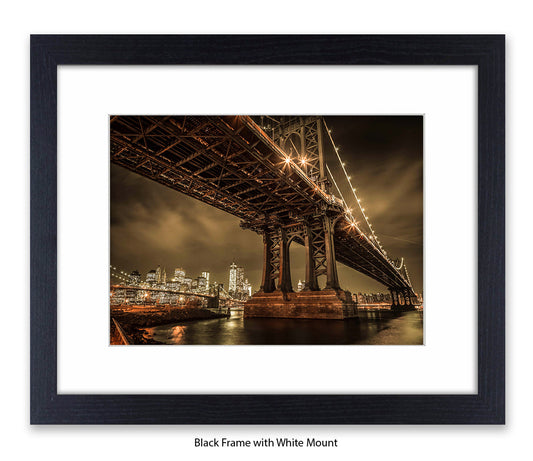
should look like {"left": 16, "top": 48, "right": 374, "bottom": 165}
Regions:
{"left": 110, "top": 115, "right": 416, "bottom": 319}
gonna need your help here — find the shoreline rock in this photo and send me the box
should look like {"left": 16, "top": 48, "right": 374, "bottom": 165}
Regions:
{"left": 110, "top": 305, "right": 229, "bottom": 345}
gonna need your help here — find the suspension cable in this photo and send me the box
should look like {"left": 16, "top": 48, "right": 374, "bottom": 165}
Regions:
{"left": 326, "top": 164, "right": 348, "bottom": 211}
{"left": 322, "top": 119, "right": 386, "bottom": 255}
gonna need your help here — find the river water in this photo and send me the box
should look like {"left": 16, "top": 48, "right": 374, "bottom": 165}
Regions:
{"left": 144, "top": 310, "right": 423, "bottom": 345}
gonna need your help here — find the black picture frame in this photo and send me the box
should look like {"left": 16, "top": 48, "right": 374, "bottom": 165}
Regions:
{"left": 30, "top": 34, "right": 505, "bottom": 424}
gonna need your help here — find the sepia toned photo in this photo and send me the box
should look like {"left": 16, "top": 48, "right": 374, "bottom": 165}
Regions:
{"left": 110, "top": 115, "right": 423, "bottom": 345}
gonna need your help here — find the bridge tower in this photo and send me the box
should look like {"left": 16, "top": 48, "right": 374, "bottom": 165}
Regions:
{"left": 267, "top": 116, "right": 329, "bottom": 193}
{"left": 244, "top": 116, "right": 356, "bottom": 320}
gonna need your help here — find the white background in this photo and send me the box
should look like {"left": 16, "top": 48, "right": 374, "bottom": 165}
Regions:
{"left": 2, "top": 1, "right": 530, "bottom": 460}
{"left": 58, "top": 65, "right": 475, "bottom": 394}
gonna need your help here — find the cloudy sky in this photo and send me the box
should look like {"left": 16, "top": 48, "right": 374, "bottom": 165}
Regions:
{"left": 110, "top": 115, "right": 423, "bottom": 294}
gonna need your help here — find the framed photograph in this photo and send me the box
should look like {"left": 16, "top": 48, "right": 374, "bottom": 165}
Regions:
{"left": 31, "top": 34, "right": 505, "bottom": 424}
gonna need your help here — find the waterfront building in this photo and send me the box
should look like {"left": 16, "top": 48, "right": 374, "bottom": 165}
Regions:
{"left": 209, "top": 281, "right": 219, "bottom": 296}
{"left": 174, "top": 267, "right": 185, "bottom": 284}
{"left": 297, "top": 279, "right": 305, "bottom": 292}
{"left": 244, "top": 278, "right": 252, "bottom": 297}
{"left": 155, "top": 265, "right": 162, "bottom": 283}
{"left": 201, "top": 271, "right": 210, "bottom": 287}
{"left": 129, "top": 270, "right": 141, "bottom": 286}
{"left": 125, "top": 288, "right": 137, "bottom": 304}
{"left": 197, "top": 276, "right": 208, "bottom": 293}
{"left": 354, "top": 292, "right": 393, "bottom": 305}
{"left": 146, "top": 269, "right": 157, "bottom": 284}
{"left": 166, "top": 280, "right": 179, "bottom": 291}
{"left": 182, "top": 277, "right": 193, "bottom": 291}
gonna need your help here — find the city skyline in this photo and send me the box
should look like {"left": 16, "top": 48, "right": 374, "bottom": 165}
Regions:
{"left": 111, "top": 261, "right": 253, "bottom": 296}
{"left": 110, "top": 264, "right": 416, "bottom": 305}
{"left": 110, "top": 115, "right": 423, "bottom": 294}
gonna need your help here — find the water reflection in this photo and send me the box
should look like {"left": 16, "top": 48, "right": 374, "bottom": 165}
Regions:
{"left": 166, "top": 325, "right": 186, "bottom": 342}
{"left": 144, "top": 310, "right": 423, "bottom": 345}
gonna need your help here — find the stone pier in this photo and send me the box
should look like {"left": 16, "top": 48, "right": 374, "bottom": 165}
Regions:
{"left": 244, "top": 289, "right": 357, "bottom": 320}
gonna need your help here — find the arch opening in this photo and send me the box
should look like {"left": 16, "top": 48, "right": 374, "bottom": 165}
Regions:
{"left": 288, "top": 236, "right": 306, "bottom": 292}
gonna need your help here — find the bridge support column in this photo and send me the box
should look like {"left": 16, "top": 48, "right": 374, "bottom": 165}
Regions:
{"left": 246, "top": 218, "right": 356, "bottom": 319}
{"left": 323, "top": 216, "right": 340, "bottom": 290}
{"left": 259, "top": 231, "right": 275, "bottom": 293}
{"left": 390, "top": 289, "right": 398, "bottom": 309}
{"left": 404, "top": 289, "right": 412, "bottom": 307}
{"left": 303, "top": 223, "right": 319, "bottom": 291}
{"left": 390, "top": 288, "right": 417, "bottom": 311}
{"left": 277, "top": 228, "right": 293, "bottom": 293}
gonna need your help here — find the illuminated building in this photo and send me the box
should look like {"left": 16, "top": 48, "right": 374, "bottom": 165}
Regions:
{"left": 236, "top": 266, "right": 245, "bottom": 293}
{"left": 129, "top": 270, "right": 141, "bottom": 286}
{"left": 229, "top": 262, "right": 237, "bottom": 295}
{"left": 297, "top": 280, "right": 305, "bottom": 292}
{"left": 244, "top": 279, "right": 252, "bottom": 297}
{"left": 174, "top": 268, "right": 185, "bottom": 283}
{"left": 166, "top": 280, "right": 179, "bottom": 291}
{"left": 201, "top": 271, "right": 210, "bottom": 288}
{"left": 182, "top": 277, "right": 193, "bottom": 291}
{"left": 155, "top": 265, "right": 162, "bottom": 283}
{"left": 229, "top": 262, "right": 250, "bottom": 299}
{"left": 197, "top": 276, "right": 207, "bottom": 293}
{"left": 146, "top": 269, "right": 157, "bottom": 284}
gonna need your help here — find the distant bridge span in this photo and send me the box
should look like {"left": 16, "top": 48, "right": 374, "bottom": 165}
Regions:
{"left": 111, "top": 115, "right": 417, "bottom": 316}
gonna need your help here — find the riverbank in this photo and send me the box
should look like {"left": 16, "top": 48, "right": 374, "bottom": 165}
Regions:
{"left": 110, "top": 305, "right": 229, "bottom": 345}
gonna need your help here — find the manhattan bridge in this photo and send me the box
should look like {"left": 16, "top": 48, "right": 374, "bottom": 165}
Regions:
{"left": 110, "top": 115, "right": 419, "bottom": 319}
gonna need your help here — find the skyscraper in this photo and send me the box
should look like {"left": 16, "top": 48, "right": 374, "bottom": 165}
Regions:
{"left": 182, "top": 277, "right": 193, "bottom": 291}
{"left": 201, "top": 271, "right": 210, "bottom": 288}
{"left": 244, "top": 278, "right": 252, "bottom": 297}
{"left": 229, "top": 262, "right": 248, "bottom": 299}
{"left": 146, "top": 269, "right": 157, "bottom": 284}
{"left": 229, "top": 262, "right": 237, "bottom": 295}
{"left": 155, "top": 265, "right": 162, "bottom": 283}
{"left": 236, "top": 266, "right": 244, "bottom": 293}
{"left": 197, "top": 276, "right": 207, "bottom": 293}
{"left": 174, "top": 267, "right": 185, "bottom": 283}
